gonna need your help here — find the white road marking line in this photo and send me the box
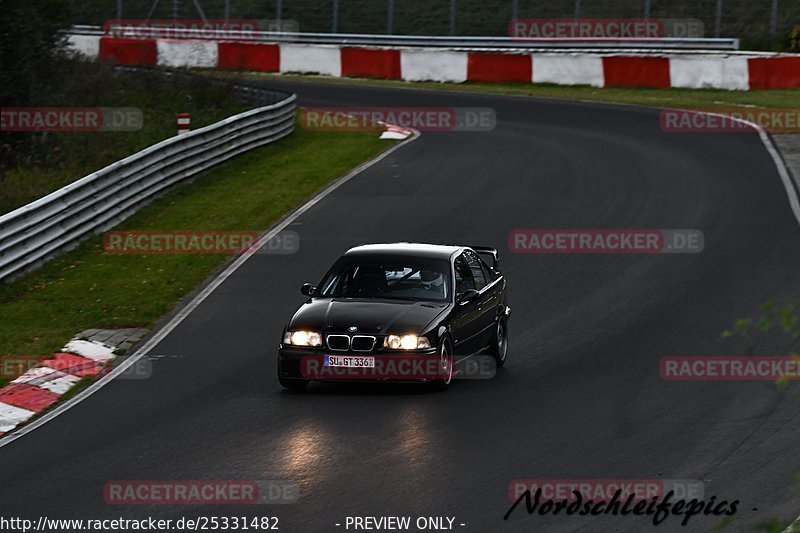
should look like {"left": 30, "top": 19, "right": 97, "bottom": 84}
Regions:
{"left": 783, "top": 514, "right": 800, "bottom": 533}
{"left": 657, "top": 107, "right": 799, "bottom": 229}
{"left": 0, "top": 128, "right": 419, "bottom": 448}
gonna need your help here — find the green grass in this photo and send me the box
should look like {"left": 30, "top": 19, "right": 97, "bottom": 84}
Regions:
{"left": 229, "top": 71, "right": 800, "bottom": 111}
{"left": 0, "top": 124, "right": 390, "bottom": 370}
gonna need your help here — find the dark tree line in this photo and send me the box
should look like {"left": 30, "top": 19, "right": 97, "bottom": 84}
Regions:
{"left": 0, "top": 0, "right": 75, "bottom": 106}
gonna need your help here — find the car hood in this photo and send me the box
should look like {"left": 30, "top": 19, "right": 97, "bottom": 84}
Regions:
{"left": 288, "top": 298, "right": 449, "bottom": 335}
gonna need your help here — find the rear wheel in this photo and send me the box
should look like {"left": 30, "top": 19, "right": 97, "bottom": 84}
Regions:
{"left": 432, "top": 339, "right": 454, "bottom": 391}
{"left": 491, "top": 317, "right": 508, "bottom": 368}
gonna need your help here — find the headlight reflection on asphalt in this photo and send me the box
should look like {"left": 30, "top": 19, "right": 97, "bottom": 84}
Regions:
{"left": 394, "top": 406, "right": 433, "bottom": 473}
{"left": 281, "top": 425, "right": 330, "bottom": 477}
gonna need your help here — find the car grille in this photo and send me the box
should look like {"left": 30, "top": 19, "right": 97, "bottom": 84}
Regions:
{"left": 325, "top": 334, "right": 377, "bottom": 352}
{"left": 351, "top": 336, "right": 376, "bottom": 352}
{"left": 327, "top": 335, "right": 350, "bottom": 351}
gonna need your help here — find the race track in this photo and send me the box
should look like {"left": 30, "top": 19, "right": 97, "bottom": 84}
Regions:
{"left": 2, "top": 80, "right": 799, "bottom": 532}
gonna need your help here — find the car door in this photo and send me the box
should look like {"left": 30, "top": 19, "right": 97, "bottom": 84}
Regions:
{"left": 465, "top": 250, "right": 500, "bottom": 350}
{"left": 449, "top": 252, "right": 483, "bottom": 356}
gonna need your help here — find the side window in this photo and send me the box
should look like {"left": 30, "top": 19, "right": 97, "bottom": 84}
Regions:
{"left": 465, "top": 251, "right": 486, "bottom": 290}
{"left": 454, "top": 254, "right": 474, "bottom": 295}
{"left": 480, "top": 259, "right": 495, "bottom": 284}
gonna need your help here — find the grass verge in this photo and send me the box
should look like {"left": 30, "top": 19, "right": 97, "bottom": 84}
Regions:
{"left": 226, "top": 71, "right": 800, "bottom": 112}
{"left": 0, "top": 123, "right": 390, "bottom": 370}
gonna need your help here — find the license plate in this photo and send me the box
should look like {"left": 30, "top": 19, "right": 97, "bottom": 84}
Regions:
{"left": 324, "top": 355, "right": 375, "bottom": 368}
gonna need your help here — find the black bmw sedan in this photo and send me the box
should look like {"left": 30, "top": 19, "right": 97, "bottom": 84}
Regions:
{"left": 277, "top": 243, "right": 511, "bottom": 390}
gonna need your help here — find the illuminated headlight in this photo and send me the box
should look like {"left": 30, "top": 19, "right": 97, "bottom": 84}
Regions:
{"left": 283, "top": 330, "right": 322, "bottom": 347}
{"left": 384, "top": 334, "right": 431, "bottom": 350}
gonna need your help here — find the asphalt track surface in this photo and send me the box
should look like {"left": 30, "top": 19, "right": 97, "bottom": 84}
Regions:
{"left": 2, "top": 80, "right": 800, "bottom": 533}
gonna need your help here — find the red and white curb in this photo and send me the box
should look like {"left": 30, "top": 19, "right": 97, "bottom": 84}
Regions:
{"left": 68, "top": 33, "right": 800, "bottom": 90}
{"left": 0, "top": 339, "right": 116, "bottom": 435}
{"left": 380, "top": 124, "right": 414, "bottom": 140}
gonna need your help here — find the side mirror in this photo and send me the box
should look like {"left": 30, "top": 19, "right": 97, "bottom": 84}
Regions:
{"left": 300, "top": 283, "right": 316, "bottom": 296}
{"left": 457, "top": 288, "right": 479, "bottom": 304}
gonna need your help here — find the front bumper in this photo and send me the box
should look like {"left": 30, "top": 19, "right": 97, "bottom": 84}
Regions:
{"left": 278, "top": 347, "right": 443, "bottom": 383}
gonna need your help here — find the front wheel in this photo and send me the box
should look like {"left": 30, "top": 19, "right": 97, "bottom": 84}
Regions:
{"left": 491, "top": 317, "right": 508, "bottom": 368}
{"left": 432, "top": 339, "right": 454, "bottom": 391}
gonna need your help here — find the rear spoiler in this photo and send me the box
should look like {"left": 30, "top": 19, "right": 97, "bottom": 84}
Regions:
{"left": 469, "top": 246, "right": 500, "bottom": 271}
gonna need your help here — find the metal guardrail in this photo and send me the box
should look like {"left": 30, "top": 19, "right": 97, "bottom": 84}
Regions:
{"left": 68, "top": 25, "right": 740, "bottom": 51}
{"left": 0, "top": 86, "right": 296, "bottom": 283}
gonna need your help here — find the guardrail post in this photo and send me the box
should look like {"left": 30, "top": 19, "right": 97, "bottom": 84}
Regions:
{"left": 769, "top": 0, "right": 778, "bottom": 37}
{"left": 449, "top": 0, "right": 456, "bottom": 36}
{"left": 387, "top": 0, "right": 394, "bottom": 34}
{"left": 714, "top": 0, "right": 723, "bottom": 38}
{"left": 332, "top": 0, "right": 339, "bottom": 33}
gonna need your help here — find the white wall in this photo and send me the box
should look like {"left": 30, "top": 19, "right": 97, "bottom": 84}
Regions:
{"left": 400, "top": 49, "right": 468, "bottom": 82}
{"left": 280, "top": 44, "right": 342, "bottom": 77}
{"left": 669, "top": 56, "right": 749, "bottom": 90}
{"left": 66, "top": 34, "right": 101, "bottom": 60}
{"left": 157, "top": 40, "right": 219, "bottom": 68}
{"left": 532, "top": 54, "right": 604, "bottom": 87}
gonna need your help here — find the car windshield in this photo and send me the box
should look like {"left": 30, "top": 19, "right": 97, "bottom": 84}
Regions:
{"left": 318, "top": 257, "right": 451, "bottom": 302}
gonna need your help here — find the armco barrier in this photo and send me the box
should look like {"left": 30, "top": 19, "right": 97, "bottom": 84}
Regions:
{"left": 71, "top": 33, "right": 800, "bottom": 90}
{"left": 71, "top": 26, "right": 741, "bottom": 51}
{"left": 0, "top": 84, "right": 296, "bottom": 283}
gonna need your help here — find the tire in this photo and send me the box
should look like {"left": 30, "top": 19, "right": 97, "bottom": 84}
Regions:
{"left": 491, "top": 317, "right": 508, "bottom": 368}
{"left": 432, "top": 338, "right": 454, "bottom": 391}
{"left": 278, "top": 376, "right": 309, "bottom": 390}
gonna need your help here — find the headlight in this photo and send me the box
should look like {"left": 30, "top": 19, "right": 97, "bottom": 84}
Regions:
{"left": 384, "top": 334, "right": 431, "bottom": 350}
{"left": 283, "top": 330, "right": 322, "bottom": 347}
